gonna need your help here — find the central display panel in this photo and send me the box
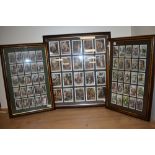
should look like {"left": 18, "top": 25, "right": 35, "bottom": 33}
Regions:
{"left": 44, "top": 32, "right": 110, "bottom": 107}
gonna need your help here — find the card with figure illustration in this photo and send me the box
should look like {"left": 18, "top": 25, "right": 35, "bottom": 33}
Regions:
{"left": 113, "top": 58, "right": 118, "bottom": 69}
{"left": 137, "top": 86, "right": 144, "bottom": 98}
{"left": 62, "top": 57, "right": 72, "bottom": 71}
{"left": 25, "top": 75, "right": 32, "bottom": 85}
{"left": 125, "top": 45, "right": 132, "bottom": 57}
{"left": 54, "top": 89, "right": 63, "bottom": 103}
{"left": 131, "top": 72, "right": 137, "bottom": 84}
{"left": 75, "top": 87, "right": 85, "bottom": 102}
{"left": 118, "top": 58, "right": 124, "bottom": 70}
{"left": 64, "top": 88, "right": 73, "bottom": 102}
{"left": 41, "top": 95, "right": 48, "bottom": 106}
{"left": 139, "top": 59, "right": 146, "bottom": 72}
{"left": 10, "top": 65, "right": 18, "bottom": 75}
{"left": 132, "top": 59, "right": 138, "bottom": 71}
{"left": 96, "top": 55, "right": 106, "bottom": 69}
{"left": 138, "top": 73, "right": 145, "bottom": 85}
{"left": 140, "top": 44, "right": 147, "bottom": 58}
{"left": 34, "top": 85, "right": 41, "bottom": 95}
{"left": 60, "top": 40, "right": 71, "bottom": 55}
{"left": 125, "top": 59, "right": 131, "bottom": 70}
{"left": 118, "top": 71, "right": 124, "bottom": 82}
{"left": 16, "top": 52, "right": 23, "bottom": 63}
{"left": 20, "top": 87, "right": 27, "bottom": 97}
{"left": 117, "top": 94, "right": 122, "bottom": 106}
{"left": 73, "top": 56, "right": 83, "bottom": 70}
{"left": 124, "top": 84, "right": 130, "bottom": 95}
{"left": 74, "top": 72, "right": 84, "bottom": 86}
{"left": 123, "top": 95, "right": 129, "bottom": 108}
{"left": 112, "top": 70, "right": 117, "bottom": 81}
{"left": 8, "top": 53, "right": 16, "bottom": 64}
{"left": 40, "top": 84, "right": 46, "bottom": 94}
{"left": 28, "top": 97, "right": 35, "bottom": 108}
{"left": 136, "top": 99, "right": 143, "bottom": 111}
{"left": 12, "top": 76, "right": 19, "bottom": 87}
{"left": 130, "top": 85, "right": 137, "bottom": 97}
{"left": 95, "top": 38, "right": 105, "bottom": 53}
{"left": 15, "top": 99, "right": 23, "bottom": 110}
{"left": 72, "top": 40, "right": 82, "bottom": 55}
{"left": 18, "top": 75, "right": 25, "bottom": 86}
{"left": 113, "top": 46, "right": 118, "bottom": 57}
{"left": 27, "top": 86, "right": 34, "bottom": 96}
{"left": 124, "top": 71, "right": 130, "bottom": 83}
{"left": 36, "top": 50, "right": 43, "bottom": 61}
{"left": 52, "top": 73, "right": 62, "bottom": 87}
{"left": 84, "top": 55, "right": 94, "bottom": 70}
{"left": 22, "top": 51, "right": 29, "bottom": 62}
{"left": 119, "top": 46, "right": 125, "bottom": 57}
{"left": 37, "top": 62, "right": 44, "bottom": 72}
{"left": 112, "top": 82, "right": 117, "bottom": 93}
{"left": 129, "top": 97, "right": 136, "bottom": 109}
{"left": 31, "top": 63, "right": 38, "bottom": 73}
{"left": 35, "top": 96, "right": 42, "bottom": 107}
{"left": 24, "top": 63, "right": 31, "bottom": 74}
{"left": 86, "top": 87, "right": 96, "bottom": 101}
{"left": 29, "top": 51, "right": 36, "bottom": 62}
{"left": 96, "top": 71, "right": 106, "bottom": 85}
{"left": 49, "top": 41, "right": 60, "bottom": 56}
{"left": 84, "top": 39, "right": 94, "bottom": 53}
{"left": 17, "top": 64, "right": 24, "bottom": 74}
{"left": 50, "top": 57, "right": 61, "bottom": 72}
{"left": 39, "top": 73, "right": 45, "bottom": 84}
{"left": 63, "top": 72, "right": 73, "bottom": 87}
{"left": 85, "top": 71, "right": 95, "bottom": 86}
{"left": 97, "top": 86, "right": 106, "bottom": 101}
{"left": 32, "top": 74, "right": 39, "bottom": 84}
{"left": 13, "top": 87, "right": 21, "bottom": 98}
{"left": 117, "top": 83, "right": 123, "bottom": 94}
{"left": 132, "top": 45, "right": 139, "bottom": 58}
{"left": 111, "top": 93, "right": 117, "bottom": 104}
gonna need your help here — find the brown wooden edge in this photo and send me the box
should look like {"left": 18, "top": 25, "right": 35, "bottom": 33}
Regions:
{"left": 0, "top": 43, "right": 55, "bottom": 118}
{"left": 43, "top": 32, "right": 111, "bottom": 108}
{"left": 106, "top": 35, "right": 155, "bottom": 121}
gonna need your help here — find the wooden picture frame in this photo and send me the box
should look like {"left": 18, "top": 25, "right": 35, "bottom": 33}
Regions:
{"left": 43, "top": 32, "right": 111, "bottom": 108}
{"left": 0, "top": 43, "right": 55, "bottom": 118}
{"left": 107, "top": 35, "right": 155, "bottom": 121}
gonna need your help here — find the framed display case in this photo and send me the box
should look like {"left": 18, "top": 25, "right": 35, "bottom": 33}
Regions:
{"left": 43, "top": 32, "right": 111, "bottom": 107}
{"left": 107, "top": 36, "right": 154, "bottom": 121}
{"left": 0, "top": 43, "right": 54, "bottom": 117}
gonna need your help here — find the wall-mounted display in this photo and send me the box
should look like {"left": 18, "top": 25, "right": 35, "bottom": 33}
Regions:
{"left": 107, "top": 36, "right": 154, "bottom": 121}
{"left": 43, "top": 32, "right": 110, "bottom": 107}
{"left": 0, "top": 43, "right": 54, "bottom": 117}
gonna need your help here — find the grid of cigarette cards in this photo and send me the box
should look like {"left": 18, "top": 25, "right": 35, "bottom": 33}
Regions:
{"left": 49, "top": 38, "right": 106, "bottom": 104}
{"left": 7, "top": 49, "right": 51, "bottom": 112}
{"left": 111, "top": 44, "right": 147, "bottom": 112}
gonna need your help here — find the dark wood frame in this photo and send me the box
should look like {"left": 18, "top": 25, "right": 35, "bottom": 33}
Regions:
{"left": 107, "top": 35, "right": 155, "bottom": 121}
{"left": 0, "top": 43, "right": 55, "bottom": 118}
{"left": 43, "top": 32, "right": 111, "bottom": 108}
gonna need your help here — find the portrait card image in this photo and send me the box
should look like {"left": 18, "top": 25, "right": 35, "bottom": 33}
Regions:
{"left": 138, "top": 73, "right": 145, "bottom": 85}
{"left": 112, "top": 70, "right": 117, "bottom": 81}
{"left": 31, "top": 63, "right": 38, "bottom": 73}
{"left": 27, "top": 86, "right": 34, "bottom": 96}
{"left": 37, "top": 62, "right": 44, "bottom": 72}
{"left": 18, "top": 75, "right": 25, "bottom": 86}
{"left": 136, "top": 99, "right": 143, "bottom": 111}
{"left": 84, "top": 56, "right": 94, "bottom": 70}
{"left": 137, "top": 86, "right": 144, "bottom": 99}
{"left": 20, "top": 87, "right": 27, "bottom": 97}
{"left": 28, "top": 97, "right": 35, "bottom": 108}
{"left": 41, "top": 95, "right": 48, "bottom": 106}
{"left": 123, "top": 95, "right": 129, "bottom": 108}
{"left": 35, "top": 96, "right": 42, "bottom": 107}
{"left": 13, "top": 87, "right": 21, "bottom": 98}
{"left": 34, "top": 85, "right": 41, "bottom": 95}
{"left": 86, "top": 87, "right": 96, "bottom": 101}
{"left": 130, "top": 85, "right": 137, "bottom": 97}
{"left": 96, "top": 55, "right": 106, "bottom": 69}
{"left": 129, "top": 97, "right": 136, "bottom": 110}
{"left": 24, "top": 63, "right": 31, "bottom": 74}
{"left": 10, "top": 64, "right": 18, "bottom": 75}
{"left": 16, "top": 52, "right": 23, "bottom": 63}
{"left": 113, "top": 58, "right": 118, "bottom": 69}
{"left": 139, "top": 59, "right": 146, "bottom": 72}
{"left": 32, "top": 74, "right": 39, "bottom": 84}
{"left": 118, "top": 58, "right": 124, "bottom": 70}
{"left": 50, "top": 57, "right": 61, "bottom": 72}
{"left": 95, "top": 38, "right": 105, "bottom": 53}
{"left": 12, "top": 76, "right": 19, "bottom": 87}
{"left": 125, "top": 59, "right": 131, "bottom": 70}
{"left": 52, "top": 73, "right": 62, "bottom": 87}
{"left": 75, "top": 87, "right": 85, "bottom": 102}
{"left": 85, "top": 71, "right": 95, "bottom": 86}
{"left": 124, "top": 84, "right": 130, "bottom": 95}
{"left": 84, "top": 39, "right": 94, "bottom": 53}
{"left": 29, "top": 51, "right": 36, "bottom": 62}
{"left": 36, "top": 50, "right": 43, "bottom": 61}
{"left": 132, "top": 59, "right": 138, "bottom": 71}
{"left": 54, "top": 89, "right": 63, "bottom": 103}
{"left": 63, "top": 72, "right": 73, "bottom": 87}
{"left": 124, "top": 71, "right": 130, "bottom": 83}
{"left": 72, "top": 40, "right": 82, "bottom": 55}
{"left": 8, "top": 53, "right": 16, "bottom": 64}
{"left": 73, "top": 56, "right": 83, "bottom": 71}
{"left": 22, "top": 51, "right": 29, "bottom": 63}
{"left": 140, "top": 44, "right": 147, "bottom": 58}
{"left": 111, "top": 93, "right": 117, "bottom": 104}
{"left": 74, "top": 72, "right": 84, "bottom": 86}
{"left": 17, "top": 64, "right": 24, "bottom": 75}
{"left": 25, "top": 75, "right": 32, "bottom": 85}
{"left": 40, "top": 84, "right": 47, "bottom": 94}
{"left": 62, "top": 57, "right": 72, "bottom": 71}
{"left": 49, "top": 41, "right": 60, "bottom": 56}
{"left": 125, "top": 45, "right": 132, "bottom": 57}
{"left": 64, "top": 88, "right": 73, "bottom": 102}
{"left": 117, "top": 83, "right": 123, "bottom": 94}
{"left": 112, "top": 82, "right": 117, "bottom": 93}
{"left": 113, "top": 46, "right": 119, "bottom": 57}
{"left": 60, "top": 40, "right": 71, "bottom": 55}
{"left": 96, "top": 71, "right": 106, "bottom": 85}
{"left": 118, "top": 71, "right": 124, "bottom": 82}
{"left": 131, "top": 72, "right": 138, "bottom": 84}
{"left": 97, "top": 86, "right": 106, "bottom": 101}
{"left": 117, "top": 94, "right": 122, "bottom": 106}
{"left": 15, "top": 99, "right": 23, "bottom": 110}
{"left": 132, "top": 45, "right": 139, "bottom": 58}
{"left": 119, "top": 46, "right": 125, "bottom": 57}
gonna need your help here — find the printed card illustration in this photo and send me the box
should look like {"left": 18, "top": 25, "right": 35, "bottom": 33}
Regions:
{"left": 72, "top": 40, "right": 82, "bottom": 55}
{"left": 75, "top": 88, "right": 85, "bottom": 102}
{"left": 95, "top": 38, "right": 105, "bottom": 53}
{"left": 49, "top": 41, "right": 60, "bottom": 56}
{"left": 60, "top": 40, "right": 71, "bottom": 55}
